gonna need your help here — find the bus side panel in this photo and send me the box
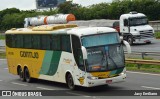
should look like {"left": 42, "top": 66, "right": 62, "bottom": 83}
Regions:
{"left": 6, "top": 47, "right": 18, "bottom": 75}
{"left": 6, "top": 47, "right": 46, "bottom": 78}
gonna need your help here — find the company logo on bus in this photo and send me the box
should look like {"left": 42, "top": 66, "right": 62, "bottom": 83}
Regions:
{"left": 20, "top": 51, "right": 39, "bottom": 59}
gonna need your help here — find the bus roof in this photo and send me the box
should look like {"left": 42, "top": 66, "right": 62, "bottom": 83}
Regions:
{"left": 5, "top": 24, "right": 117, "bottom": 37}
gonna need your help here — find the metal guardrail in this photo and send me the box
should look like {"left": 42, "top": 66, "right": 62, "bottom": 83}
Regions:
{"left": 125, "top": 59, "right": 160, "bottom": 65}
{"left": 125, "top": 51, "right": 160, "bottom": 59}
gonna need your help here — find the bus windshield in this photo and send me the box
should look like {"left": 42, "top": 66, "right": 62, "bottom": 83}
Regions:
{"left": 129, "top": 17, "right": 148, "bottom": 26}
{"left": 81, "top": 33, "right": 124, "bottom": 72}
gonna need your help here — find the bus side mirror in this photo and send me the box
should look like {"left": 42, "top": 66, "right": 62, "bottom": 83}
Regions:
{"left": 123, "top": 40, "right": 131, "bottom": 53}
{"left": 81, "top": 46, "right": 88, "bottom": 59}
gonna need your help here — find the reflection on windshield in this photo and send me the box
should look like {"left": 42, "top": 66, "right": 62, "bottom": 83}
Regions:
{"left": 86, "top": 45, "right": 124, "bottom": 72}
{"left": 81, "top": 33, "right": 120, "bottom": 47}
{"left": 129, "top": 17, "right": 148, "bottom": 26}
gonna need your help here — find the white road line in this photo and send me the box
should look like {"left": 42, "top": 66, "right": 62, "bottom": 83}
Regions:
{"left": 4, "top": 68, "right": 8, "bottom": 70}
{"left": 36, "top": 87, "right": 54, "bottom": 90}
{"left": 0, "top": 59, "right": 6, "bottom": 60}
{"left": 141, "top": 86, "right": 160, "bottom": 90}
{"left": 0, "top": 80, "right": 3, "bottom": 81}
{"left": 11, "top": 82, "right": 28, "bottom": 86}
{"left": 66, "top": 92, "right": 91, "bottom": 97}
{"left": 127, "top": 71, "right": 160, "bottom": 76}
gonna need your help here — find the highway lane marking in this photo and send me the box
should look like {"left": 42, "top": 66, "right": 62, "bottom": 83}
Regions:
{"left": 36, "top": 87, "right": 55, "bottom": 90}
{"left": 0, "top": 59, "right": 6, "bottom": 60}
{"left": 11, "top": 82, "right": 28, "bottom": 86}
{"left": 66, "top": 92, "right": 91, "bottom": 97}
{"left": 141, "top": 86, "right": 160, "bottom": 90}
{"left": 127, "top": 71, "right": 160, "bottom": 76}
{"left": 4, "top": 68, "right": 8, "bottom": 70}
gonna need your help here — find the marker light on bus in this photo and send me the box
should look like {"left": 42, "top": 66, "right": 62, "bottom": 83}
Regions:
{"left": 87, "top": 76, "right": 99, "bottom": 80}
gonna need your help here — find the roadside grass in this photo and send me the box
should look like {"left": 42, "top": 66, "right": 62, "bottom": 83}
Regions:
{"left": 126, "top": 63, "right": 160, "bottom": 73}
{"left": 0, "top": 52, "right": 6, "bottom": 58}
{"left": 155, "top": 32, "right": 160, "bottom": 39}
{"left": 125, "top": 57, "right": 160, "bottom": 73}
{"left": 0, "top": 35, "right": 5, "bottom": 40}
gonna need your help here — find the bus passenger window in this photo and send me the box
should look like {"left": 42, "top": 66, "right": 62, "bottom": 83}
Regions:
{"left": 51, "top": 35, "right": 61, "bottom": 51}
{"left": 24, "top": 35, "right": 32, "bottom": 48}
{"left": 6, "top": 35, "right": 13, "bottom": 48}
{"left": 61, "top": 35, "right": 71, "bottom": 52}
{"left": 32, "top": 35, "right": 41, "bottom": 49}
{"left": 41, "top": 35, "right": 50, "bottom": 50}
{"left": 16, "top": 35, "right": 23, "bottom": 48}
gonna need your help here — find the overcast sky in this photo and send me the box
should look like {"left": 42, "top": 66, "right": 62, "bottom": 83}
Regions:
{"left": 0, "top": 0, "right": 112, "bottom": 11}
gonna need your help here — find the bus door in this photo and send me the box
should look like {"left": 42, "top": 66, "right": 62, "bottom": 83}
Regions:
{"left": 71, "top": 35, "right": 85, "bottom": 83}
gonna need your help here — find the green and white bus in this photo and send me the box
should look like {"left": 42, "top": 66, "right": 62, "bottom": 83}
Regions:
{"left": 6, "top": 24, "right": 131, "bottom": 90}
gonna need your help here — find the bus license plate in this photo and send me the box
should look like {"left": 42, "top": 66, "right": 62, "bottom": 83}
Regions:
{"left": 106, "top": 80, "right": 112, "bottom": 84}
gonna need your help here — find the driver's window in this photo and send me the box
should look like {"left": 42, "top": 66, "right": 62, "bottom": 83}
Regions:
{"left": 124, "top": 19, "right": 128, "bottom": 26}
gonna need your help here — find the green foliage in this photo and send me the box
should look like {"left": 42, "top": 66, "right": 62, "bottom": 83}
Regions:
{"left": 0, "top": 0, "right": 160, "bottom": 30}
{"left": 0, "top": 52, "right": 6, "bottom": 59}
{"left": 155, "top": 32, "right": 160, "bottom": 39}
{"left": 0, "top": 35, "right": 5, "bottom": 40}
{"left": 126, "top": 63, "right": 160, "bottom": 73}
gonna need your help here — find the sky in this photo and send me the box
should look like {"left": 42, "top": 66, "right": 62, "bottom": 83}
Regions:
{"left": 0, "top": 0, "right": 112, "bottom": 11}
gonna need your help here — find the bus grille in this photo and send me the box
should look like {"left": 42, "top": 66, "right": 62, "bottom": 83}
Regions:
{"left": 140, "top": 30, "right": 154, "bottom": 38}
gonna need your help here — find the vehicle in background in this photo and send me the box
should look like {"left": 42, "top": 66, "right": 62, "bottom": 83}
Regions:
{"left": 68, "top": 12, "right": 155, "bottom": 45}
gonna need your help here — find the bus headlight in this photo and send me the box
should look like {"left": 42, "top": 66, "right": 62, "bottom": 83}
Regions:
{"left": 119, "top": 68, "right": 126, "bottom": 76}
{"left": 87, "top": 76, "right": 98, "bottom": 80}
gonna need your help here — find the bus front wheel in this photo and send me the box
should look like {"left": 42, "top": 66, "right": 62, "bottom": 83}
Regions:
{"left": 67, "top": 73, "right": 75, "bottom": 90}
{"left": 24, "top": 68, "right": 32, "bottom": 83}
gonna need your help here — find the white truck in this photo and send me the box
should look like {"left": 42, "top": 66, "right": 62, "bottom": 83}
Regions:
{"left": 68, "top": 12, "right": 155, "bottom": 45}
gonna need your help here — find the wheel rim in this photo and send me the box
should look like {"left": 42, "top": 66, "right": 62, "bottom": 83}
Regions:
{"left": 25, "top": 69, "right": 30, "bottom": 81}
{"left": 128, "top": 37, "right": 132, "bottom": 45}
{"left": 68, "top": 75, "right": 74, "bottom": 89}
{"left": 19, "top": 68, "right": 23, "bottom": 79}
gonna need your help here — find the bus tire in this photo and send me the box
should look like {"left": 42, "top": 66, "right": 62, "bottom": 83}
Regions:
{"left": 67, "top": 73, "right": 75, "bottom": 90}
{"left": 127, "top": 36, "right": 133, "bottom": 45}
{"left": 24, "top": 67, "right": 32, "bottom": 83}
{"left": 17, "top": 67, "right": 25, "bottom": 82}
{"left": 146, "top": 41, "right": 151, "bottom": 44}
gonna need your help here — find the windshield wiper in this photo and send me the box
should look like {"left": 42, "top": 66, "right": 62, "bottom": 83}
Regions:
{"left": 108, "top": 54, "right": 118, "bottom": 68}
{"left": 101, "top": 51, "right": 107, "bottom": 67}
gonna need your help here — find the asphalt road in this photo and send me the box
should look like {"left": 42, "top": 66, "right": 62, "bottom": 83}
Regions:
{"left": 129, "top": 39, "right": 160, "bottom": 52}
{"left": 0, "top": 59, "right": 160, "bottom": 99}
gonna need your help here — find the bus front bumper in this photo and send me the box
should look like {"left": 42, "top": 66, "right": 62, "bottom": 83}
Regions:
{"left": 86, "top": 73, "right": 126, "bottom": 87}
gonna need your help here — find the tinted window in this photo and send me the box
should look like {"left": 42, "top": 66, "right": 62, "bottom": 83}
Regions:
{"left": 41, "top": 35, "right": 50, "bottom": 50}
{"left": 50, "top": 35, "right": 61, "bottom": 50}
{"left": 6, "top": 35, "right": 12, "bottom": 47}
{"left": 16, "top": 35, "right": 23, "bottom": 48}
{"left": 24, "top": 35, "right": 32, "bottom": 48}
{"left": 61, "top": 35, "right": 71, "bottom": 52}
{"left": 32, "top": 35, "right": 41, "bottom": 49}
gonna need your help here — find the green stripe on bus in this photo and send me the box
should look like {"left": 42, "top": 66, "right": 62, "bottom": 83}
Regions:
{"left": 39, "top": 51, "right": 62, "bottom": 76}
{"left": 47, "top": 51, "right": 62, "bottom": 75}
{"left": 115, "top": 68, "right": 124, "bottom": 74}
{"left": 39, "top": 51, "right": 53, "bottom": 75}
{"left": 109, "top": 70, "right": 117, "bottom": 75}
